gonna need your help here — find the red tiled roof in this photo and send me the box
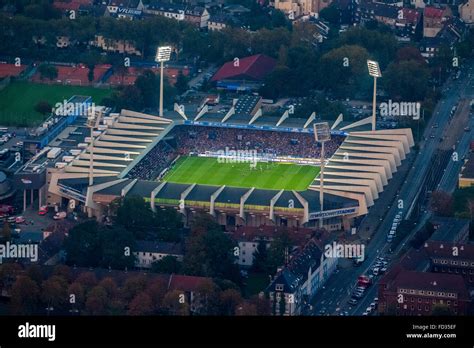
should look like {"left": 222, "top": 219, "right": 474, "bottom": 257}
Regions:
{"left": 32, "top": 63, "right": 111, "bottom": 85}
{"left": 424, "top": 6, "right": 445, "bottom": 18}
{"left": 402, "top": 8, "right": 420, "bottom": 24}
{"left": 53, "top": 0, "right": 92, "bottom": 11}
{"left": 394, "top": 270, "right": 469, "bottom": 300}
{"left": 424, "top": 240, "right": 474, "bottom": 259}
{"left": 107, "top": 66, "right": 189, "bottom": 86}
{"left": 0, "top": 63, "right": 26, "bottom": 78}
{"left": 168, "top": 274, "right": 212, "bottom": 292}
{"left": 211, "top": 54, "right": 277, "bottom": 82}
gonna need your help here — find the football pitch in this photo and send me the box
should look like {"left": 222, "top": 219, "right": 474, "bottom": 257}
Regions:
{"left": 0, "top": 81, "right": 113, "bottom": 127}
{"left": 163, "top": 156, "right": 320, "bottom": 191}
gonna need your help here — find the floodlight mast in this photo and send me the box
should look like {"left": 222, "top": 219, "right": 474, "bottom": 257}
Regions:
{"left": 367, "top": 60, "right": 381, "bottom": 131}
{"left": 313, "top": 122, "right": 331, "bottom": 229}
{"left": 155, "top": 46, "right": 172, "bottom": 117}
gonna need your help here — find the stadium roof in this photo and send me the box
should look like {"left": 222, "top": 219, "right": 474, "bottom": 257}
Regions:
{"left": 211, "top": 54, "right": 277, "bottom": 82}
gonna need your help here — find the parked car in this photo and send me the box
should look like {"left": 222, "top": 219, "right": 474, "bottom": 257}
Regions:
{"left": 15, "top": 216, "right": 26, "bottom": 224}
{"left": 38, "top": 206, "right": 48, "bottom": 215}
{"left": 53, "top": 211, "right": 67, "bottom": 220}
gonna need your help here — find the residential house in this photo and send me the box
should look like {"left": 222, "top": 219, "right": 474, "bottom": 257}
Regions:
{"left": 423, "top": 6, "right": 452, "bottom": 38}
{"left": 184, "top": 6, "right": 209, "bottom": 28}
{"left": 106, "top": 0, "right": 144, "bottom": 15}
{"left": 420, "top": 17, "right": 466, "bottom": 58}
{"left": 231, "top": 225, "right": 313, "bottom": 267}
{"left": 356, "top": 1, "right": 421, "bottom": 37}
{"left": 266, "top": 237, "right": 338, "bottom": 315}
{"left": 208, "top": 14, "right": 230, "bottom": 31}
{"left": 92, "top": 35, "right": 142, "bottom": 55}
{"left": 379, "top": 269, "right": 470, "bottom": 315}
{"left": 459, "top": 151, "right": 474, "bottom": 188}
{"left": 134, "top": 240, "right": 184, "bottom": 269}
{"left": 459, "top": 0, "right": 474, "bottom": 26}
{"left": 424, "top": 240, "right": 474, "bottom": 285}
{"left": 145, "top": 1, "right": 209, "bottom": 27}
{"left": 331, "top": 0, "right": 357, "bottom": 25}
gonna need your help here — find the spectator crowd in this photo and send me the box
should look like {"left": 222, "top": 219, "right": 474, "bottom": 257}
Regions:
{"left": 127, "top": 125, "right": 345, "bottom": 180}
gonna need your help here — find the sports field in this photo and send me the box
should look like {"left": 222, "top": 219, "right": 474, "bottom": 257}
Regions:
{"left": 0, "top": 81, "right": 113, "bottom": 127}
{"left": 163, "top": 156, "right": 320, "bottom": 191}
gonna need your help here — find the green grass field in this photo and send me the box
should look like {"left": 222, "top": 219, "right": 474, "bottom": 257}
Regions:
{"left": 163, "top": 156, "right": 320, "bottom": 191}
{"left": 0, "top": 81, "right": 113, "bottom": 127}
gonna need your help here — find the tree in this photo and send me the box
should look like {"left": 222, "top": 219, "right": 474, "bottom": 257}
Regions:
{"left": 383, "top": 60, "right": 430, "bottom": 101}
{"left": 319, "top": 5, "right": 340, "bottom": 26}
{"left": 41, "top": 275, "right": 69, "bottom": 311}
{"left": 85, "top": 286, "right": 110, "bottom": 315}
{"left": 430, "top": 191, "right": 454, "bottom": 217}
{"left": 98, "top": 277, "right": 118, "bottom": 298}
{"left": 146, "top": 278, "right": 168, "bottom": 312}
{"left": 68, "top": 282, "right": 86, "bottom": 311}
{"left": 183, "top": 214, "right": 240, "bottom": 283}
{"left": 87, "top": 64, "right": 95, "bottom": 83}
{"left": 10, "top": 276, "right": 40, "bottom": 315}
{"left": 235, "top": 301, "right": 258, "bottom": 315}
{"left": 252, "top": 241, "right": 269, "bottom": 273}
{"left": 128, "top": 292, "right": 154, "bottom": 315}
{"left": 151, "top": 256, "right": 181, "bottom": 274}
{"left": 1, "top": 222, "right": 11, "bottom": 241}
{"left": 99, "top": 225, "right": 136, "bottom": 270}
{"left": 26, "top": 265, "right": 44, "bottom": 286}
{"left": 34, "top": 101, "right": 52, "bottom": 116}
{"left": 121, "top": 275, "right": 147, "bottom": 302}
{"left": 266, "top": 230, "right": 293, "bottom": 274}
{"left": 175, "top": 71, "right": 188, "bottom": 94}
{"left": 115, "top": 195, "right": 155, "bottom": 239}
{"left": 432, "top": 303, "right": 453, "bottom": 316}
{"left": 75, "top": 272, "right": 98, "bottom": 292}
{"left": 162, "top": 290, "right": 190, "bottom": 315}
{"left": 64, "top": 220, "right": 101, "bottom": 267}
{"left": 219, "top": 289, "right": 243, "bottom": 315}
{"left": 38, "top": 64, "right": 58, "bottom": 81}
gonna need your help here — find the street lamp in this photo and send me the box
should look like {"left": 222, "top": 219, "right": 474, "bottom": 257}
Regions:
{"left": 367, "top": 60, "right": 381, "bottom": 131}
{"left": 314, "top": 122, "right": 331, "bottom": 229}
{"left": 155, "top": 46, "right": 172, "bottom": 117}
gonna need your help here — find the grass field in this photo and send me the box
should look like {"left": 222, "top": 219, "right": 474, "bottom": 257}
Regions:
{"left": 0, "top": 81, "right": 113, "bottom": 127}
{"left": 163, "top": 156, "right": 320, "bottom": 191}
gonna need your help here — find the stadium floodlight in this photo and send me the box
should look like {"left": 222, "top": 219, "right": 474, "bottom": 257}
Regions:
{"left": 155, "top": 46, "right": 172, "bottom": 117}
{"left": 367, "top": 60, "right": 381, "bottom": 131}
{"left": 313, "top": 122, "right": 331, "bottom": 229}
{"left": 87, "top": 108, "right": 103, "bottom": 188}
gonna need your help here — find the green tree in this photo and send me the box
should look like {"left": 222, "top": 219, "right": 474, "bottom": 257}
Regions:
{"left": 432, "top": 303, "right": 453, "bottom": 316}
{"left": 38, "top": 64, "right": 58, "bottom": 81}
{"left": 252, "top": 241, "right": 269, "bottom": 273}
{"left": 319, "top": 5, "right": 340, "bottom": 26}
{"left": 41, "top": 275, "right": 68, "bottom": 311}
{"left": 10, "top": 276, "right": 40, "bottom": 315}
{"left": 175, "top": 71, "right": 188, "bottom": 94}
{"left": 267, "top": 230, "right": 292, "bottom": 274}
{"left": 115, "top": 195, "right": 155, "bottom": 239}
{"left": 151, "top": 255, "right": 181, "bottom": 274}
{"left": 383, "top": 60, "right": 431, "bottom": 101}
{"left": 64, "top": 220, "right": 101, "bottom": 267}
{"left": 1, "top": 222, "right": 11, "bottom": 241}
{"left": 34, "top": 100, "right": 52, "bottom": 116}
{"left": 99, "top": 225, "right": 136, "bottom": 270}
{"left": 87, "top": 64, "right": 95, "bottom": 83}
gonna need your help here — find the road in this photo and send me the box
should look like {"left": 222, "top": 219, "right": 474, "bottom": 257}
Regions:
{"left": 311, "top": 60, "right": 474, "bottom": 316}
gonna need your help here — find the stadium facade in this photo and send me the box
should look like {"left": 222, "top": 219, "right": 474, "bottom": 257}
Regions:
{"left": 45, "top": 94, "right": 414, "bottom": 232}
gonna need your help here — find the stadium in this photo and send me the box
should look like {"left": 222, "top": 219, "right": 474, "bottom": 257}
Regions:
{"left": 44, "top": 93, "right": 414, "bottom": 232}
